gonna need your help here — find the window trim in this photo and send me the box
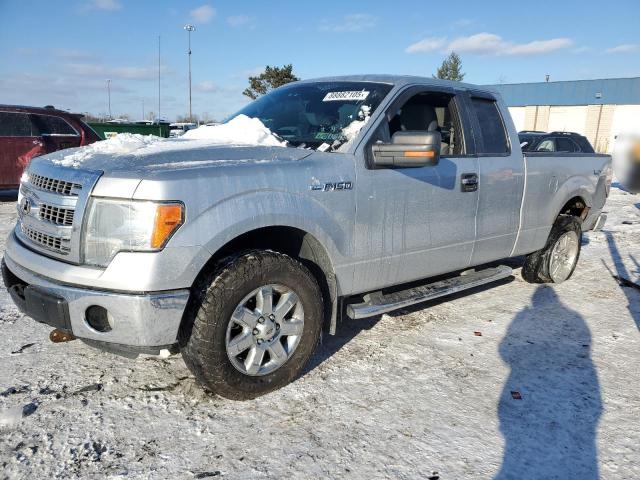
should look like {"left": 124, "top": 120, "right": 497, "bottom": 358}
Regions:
{"left": 464, "top": 92, "right": 512, "bottom": 157}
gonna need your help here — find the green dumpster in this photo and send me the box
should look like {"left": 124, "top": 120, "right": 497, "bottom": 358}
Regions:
{"left": 88, "top": 122, "right": 170, "bottom": 140}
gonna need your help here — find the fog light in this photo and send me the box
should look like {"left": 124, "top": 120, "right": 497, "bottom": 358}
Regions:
{"left": 85, "top": 305, "right": 113, "bottom": 332}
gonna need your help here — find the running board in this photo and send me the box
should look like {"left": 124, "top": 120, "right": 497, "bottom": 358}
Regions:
{"left": 346, "top": 265, "right": 513, "bottom": 320}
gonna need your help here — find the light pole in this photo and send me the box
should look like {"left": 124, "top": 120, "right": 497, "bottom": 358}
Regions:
{"left": 106, "top": 79, "right": 112, "bottom": 119}
{"left": 184, "top": 24, "right": 195, "bottom": 122}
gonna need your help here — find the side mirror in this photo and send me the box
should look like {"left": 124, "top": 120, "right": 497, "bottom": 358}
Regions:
{"left": 371, "top": 131, "right": 441, "bottom": 168}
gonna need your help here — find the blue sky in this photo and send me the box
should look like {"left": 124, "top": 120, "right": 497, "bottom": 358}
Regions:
{"left": 1, "top": 0, "right": 638, "bottom": 121}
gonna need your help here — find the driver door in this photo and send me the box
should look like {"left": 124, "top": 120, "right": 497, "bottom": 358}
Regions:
{"left": 351, "top": 86, "right": 479, "bottom": 293}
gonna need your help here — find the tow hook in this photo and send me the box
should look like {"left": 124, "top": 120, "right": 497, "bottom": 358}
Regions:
{"left": 49, "top": 329, "right": 76, "bottom": 343}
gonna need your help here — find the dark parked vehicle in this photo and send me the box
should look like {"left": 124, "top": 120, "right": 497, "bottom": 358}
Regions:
{"left": 518, "top": 131, "right": 595, "bottom": 153}
{"left": 0, "top": 105, "right": 101, "bottom": 189}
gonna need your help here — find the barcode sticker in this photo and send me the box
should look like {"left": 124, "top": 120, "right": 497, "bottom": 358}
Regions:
{"left": 322, "top": 91, "right": 370, "bottom": 102}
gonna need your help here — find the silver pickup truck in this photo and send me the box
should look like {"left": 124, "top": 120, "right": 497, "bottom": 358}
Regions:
{"left": 2, "top": 75, "right": 611, "bottom": 399}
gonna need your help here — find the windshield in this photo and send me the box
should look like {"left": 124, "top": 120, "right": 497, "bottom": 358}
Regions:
{"left": 229, "top": 81, "right": 393, "bottom": 151}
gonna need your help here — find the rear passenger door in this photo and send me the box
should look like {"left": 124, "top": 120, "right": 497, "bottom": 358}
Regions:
{"left": 466, "top": 94, "right": 525, "bottom": 265}
{"left": 0, "top": 111, "right": 43, "bottom": 189}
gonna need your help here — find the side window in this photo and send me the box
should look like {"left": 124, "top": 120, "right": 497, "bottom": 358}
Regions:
{"left": 536, "top": 139, "right": 555, "bottom": 152}
{"left": 30, "top": 114, "right": 78, "bottom": 136}
{"left": 470, "top": 97, "right": 509, "bottom": 154}
{"left": 576, "top": 136, "right": 594, "bottom": 153}
{"left": 555, "top": 137, "right": 577, "bottom": 153}
{"left": 386, "top": 91, "right": 465, "bottom": 156}
{"left": 0, "top": 112, "right": 33, "bottom": 137}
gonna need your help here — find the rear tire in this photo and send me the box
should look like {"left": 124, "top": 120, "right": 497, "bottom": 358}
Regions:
{"left": 179, "top": 250, "right": 323, "bottom": 400}
{"left": 522, "top": 215, "right": 582, "bottom": 284}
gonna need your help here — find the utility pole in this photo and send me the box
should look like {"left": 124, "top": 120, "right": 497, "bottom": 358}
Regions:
{"left": 142, "top": 99, "right": 145, "bottom": 121}
{"left": 106, "top": 79, "right": 111, "bottom": 119}
{"left": 184, "top": 24, "right": 195, "bottom": 122}
{"left": 158, "top": 35, "right": 161, "bottom": 124}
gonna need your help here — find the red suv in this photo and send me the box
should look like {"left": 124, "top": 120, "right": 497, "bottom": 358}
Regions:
{"left": 0, "top": 105, "right": 101, "bottom": 189}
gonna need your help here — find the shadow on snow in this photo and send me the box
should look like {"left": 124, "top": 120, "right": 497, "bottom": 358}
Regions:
{"left": 495, "top": 285, "right": 602, "bottom": 479}
{"left": 603, "top": 231, "right": 640, "bottom": 331}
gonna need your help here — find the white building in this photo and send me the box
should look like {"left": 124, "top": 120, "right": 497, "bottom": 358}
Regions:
{"left": 489, "top": 77, "right": 640, "bottom": 153}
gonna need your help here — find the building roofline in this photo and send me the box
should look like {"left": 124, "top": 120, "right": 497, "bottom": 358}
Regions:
{"left": 486, "top": 76, "right": 640, "bottom": 88}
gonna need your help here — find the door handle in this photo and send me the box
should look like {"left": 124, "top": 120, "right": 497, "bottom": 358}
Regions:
{"left": 461, "top": 173, "right": 478, "bottom": 192}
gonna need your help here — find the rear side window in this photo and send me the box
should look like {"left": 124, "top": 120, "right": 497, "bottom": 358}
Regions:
{"left": 30, "top": 114, "right": 78, "bottom": 136}
{"left": 470, "top": 98, "right": 509, "bottom": 154}
{"left": 555, "top": 137, "right": 578, "bottom": 153}
{"left": 0, "top": 111, "right": 33, "bottom": 137}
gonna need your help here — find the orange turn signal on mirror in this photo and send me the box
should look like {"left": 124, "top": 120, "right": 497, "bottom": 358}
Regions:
{"left": 404, "top": 150, "right": 435, "bottom": 158}
{"left": 151, "top": 204, "right": 184, "bottom": 249}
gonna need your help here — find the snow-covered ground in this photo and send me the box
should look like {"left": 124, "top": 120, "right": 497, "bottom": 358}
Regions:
{"left": 0, "top": 187, "right": 639, "bottom": 479}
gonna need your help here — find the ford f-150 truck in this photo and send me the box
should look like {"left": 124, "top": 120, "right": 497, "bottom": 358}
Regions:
{"left": 2, "top": 75, "right": 611, "bottom": 399}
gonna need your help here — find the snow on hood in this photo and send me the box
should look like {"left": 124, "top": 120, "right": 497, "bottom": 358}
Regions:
{"left": 48, "top": 115, "right": 286, "bottom": 168}
{"left": 182, "top": 115, "right": 284, "bottom": 145}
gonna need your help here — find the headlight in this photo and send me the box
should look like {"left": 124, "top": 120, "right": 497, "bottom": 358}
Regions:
{"left": 83, "top": 198, "right": 184, "bottom": 267}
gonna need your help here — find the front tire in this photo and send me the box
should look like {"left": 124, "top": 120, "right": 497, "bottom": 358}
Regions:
{"left": 179, "top": 250, "right": 323, "bottom": 400}
{"left": 522, "top": 214, "right": 582, "bottom": 284}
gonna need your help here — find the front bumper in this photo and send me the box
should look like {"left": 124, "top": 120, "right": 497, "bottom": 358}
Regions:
{"left": 2, "top": 255, "right": 190, "bottom": 349}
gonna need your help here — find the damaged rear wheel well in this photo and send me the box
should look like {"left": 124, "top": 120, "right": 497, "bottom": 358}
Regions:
{"left": 560, "top": 196, "right": 589, "bottom": 220}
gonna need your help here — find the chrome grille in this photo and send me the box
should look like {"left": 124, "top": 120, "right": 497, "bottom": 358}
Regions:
{"left": 29, "top": 173, "right": 82, "bottom": 196}
{"left": 21, "top": 224, "right": 70, "bottom": 255}
{"left": 38, "top": 203, "right": 74, "bottom": 226}
{"left": 17, "top": 164, "right": 100, "bottom": 264}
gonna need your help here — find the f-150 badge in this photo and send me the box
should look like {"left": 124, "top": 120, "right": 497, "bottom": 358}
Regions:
{"left": 310, "top": 181, "right": 353, "bottom": 191}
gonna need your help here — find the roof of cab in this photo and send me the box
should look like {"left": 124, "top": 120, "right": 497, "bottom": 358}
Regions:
{"left": 294, "top": 74, "right": 482, "bottom": 91}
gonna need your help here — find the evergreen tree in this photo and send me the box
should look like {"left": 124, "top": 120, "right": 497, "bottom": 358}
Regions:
{"left": 433, "top": 52, "right": 465, "bottom": 82}
{"left": 243, "top": 64, "right": 299, "bottom": 99}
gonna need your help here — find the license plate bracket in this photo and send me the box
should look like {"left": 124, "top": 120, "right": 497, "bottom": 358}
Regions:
{"left": 23, "top": 286, "right": 72, "bottom": 331}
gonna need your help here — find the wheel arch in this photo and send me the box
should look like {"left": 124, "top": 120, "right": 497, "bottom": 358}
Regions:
{"left": 558, "top": 195, "right": 590, "bottom": 221}
{"left": 551, "top": 175, "right": 595, "bottom": 226}
{"left": 187, "top": 225, "right": 340, "bottom": 335}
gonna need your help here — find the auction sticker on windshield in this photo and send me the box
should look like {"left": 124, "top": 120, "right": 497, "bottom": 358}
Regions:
{"left": 323, "top": 91, "right": 370, "bottom": 102}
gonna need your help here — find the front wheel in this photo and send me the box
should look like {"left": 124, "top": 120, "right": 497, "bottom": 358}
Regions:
{"left": 179, "top": 250, "right": 323, "bottom": 400}
{"left": 522, "top": 215, "right": 582, "bottom": 284}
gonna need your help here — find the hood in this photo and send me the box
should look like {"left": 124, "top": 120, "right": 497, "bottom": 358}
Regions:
{"left": 29, "top": 115, "right": 313, "bottom": 176}
{"left": 30, "top": 143, "right": 313, "bottom": 177}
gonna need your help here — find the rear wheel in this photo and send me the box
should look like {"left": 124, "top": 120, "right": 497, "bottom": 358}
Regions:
{"left": 179, "top": 250, "right": 323, "bottom": 400}
{"left": 522, "top": 215, "right": 582, "bottom": 284}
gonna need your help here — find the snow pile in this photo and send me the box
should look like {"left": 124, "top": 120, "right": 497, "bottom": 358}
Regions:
{"left": 50, "top": 115, "right": 286, "bottom": 168}
{"left": 183, "top": 114, "right": 285, "bottom": 147}
{"left": 52, "top": 133, "right": 163, "bottom": 167}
